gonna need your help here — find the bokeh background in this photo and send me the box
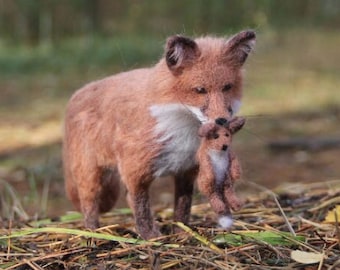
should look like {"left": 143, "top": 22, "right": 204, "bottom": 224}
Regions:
{"left": 1, "top": 0, "right": 339, "bottom": 220}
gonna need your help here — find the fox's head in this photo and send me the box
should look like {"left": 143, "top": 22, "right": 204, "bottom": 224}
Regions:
{"left": 198, "top": 117, "right": 246, "bottom": 152}
{"left": 150, "top": 31, "right": 254, "bottom": 177}
{"left": 164, "top": 30, "right": 255, "bottom": 122}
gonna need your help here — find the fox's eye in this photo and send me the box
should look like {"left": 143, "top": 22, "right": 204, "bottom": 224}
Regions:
{"left": 222, "top": 83, "right": 233, "bottom": 92}
{"left": 194, "top": 87, "right": 207, "bottom": 94}
{"left": 225, "top": 133, "right": 230, "bottom": 137}
{"left": 213, "top": 133, "right": 219, "bottom": 139}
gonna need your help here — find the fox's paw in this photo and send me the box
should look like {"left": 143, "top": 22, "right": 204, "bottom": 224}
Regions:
{"left": 138, "top": 223, "right": 161, "bottom": 240}
{"left": 84, "top": 216, "right": 100, "bottom": 230}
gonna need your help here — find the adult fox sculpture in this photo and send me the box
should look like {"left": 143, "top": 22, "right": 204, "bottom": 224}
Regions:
{"left": 196, "top": 117, "right": 245, "bottom": 229}
{"left": 63, "top": 30, "right": 255, "bottom": 239}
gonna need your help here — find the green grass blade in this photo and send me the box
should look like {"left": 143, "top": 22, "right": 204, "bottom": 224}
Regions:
{"left": 29, "top": 212, "right": 83, "bottom": 227}
{"left": 0, "top": 227, "right": 149, "bottom": 244}
{"left": 0, "top": 227, "right": 180, "bottom": 248}
{"left": 213, "top": 231, "right": 305, "bottom": 247}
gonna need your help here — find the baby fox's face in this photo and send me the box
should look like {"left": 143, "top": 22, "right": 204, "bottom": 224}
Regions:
{"left": 198, "top": 117, "right": 246, "bottom": 151}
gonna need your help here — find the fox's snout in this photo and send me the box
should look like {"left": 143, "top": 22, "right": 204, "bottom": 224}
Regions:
{"left": 221, "top": 144, "right": 228, "bottom": 151}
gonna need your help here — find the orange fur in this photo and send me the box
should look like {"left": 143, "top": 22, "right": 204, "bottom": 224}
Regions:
{"left": 63, "top": 30, "right": 255, "bottom": 239}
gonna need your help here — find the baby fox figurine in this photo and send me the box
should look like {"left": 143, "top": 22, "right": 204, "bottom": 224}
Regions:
{"left": 196, "top": 116, "right": 245, "bottom": 228}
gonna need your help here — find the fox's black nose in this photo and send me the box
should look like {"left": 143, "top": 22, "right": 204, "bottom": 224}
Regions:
{"left": 215, "top": 117, "right": 228, "bottom": 126}
{"left": 222, "top": 144, "right": 228, "bottom": 151}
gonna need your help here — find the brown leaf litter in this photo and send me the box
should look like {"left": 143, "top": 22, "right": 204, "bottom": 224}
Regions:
{"left": 0, "top": 180, "right": 339, "bottom": 269}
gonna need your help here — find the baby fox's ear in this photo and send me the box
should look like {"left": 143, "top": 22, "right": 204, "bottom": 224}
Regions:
{"left": 229, "top": 117, "right": 246, "bottom": 134}
{"left": 198, "top": 122, "right": 217, "bottom": 138}
{"left": 165, "top": 35, "right": 200, "bottom": 75}
{"left": 224, "top": 30, "right": 256, "bottom": 67}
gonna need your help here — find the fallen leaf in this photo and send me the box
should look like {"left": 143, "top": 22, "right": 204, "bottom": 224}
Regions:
{"left": 324, "top": 205, "right": 340, "bottom": 223}
{"left": 291, "top": 250, "right": 323, "bottom": 264}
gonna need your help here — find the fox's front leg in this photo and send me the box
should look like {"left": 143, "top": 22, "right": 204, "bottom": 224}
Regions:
{"left": 116, "top": 143, "right": 161, "bottom": 240}
{"left": 173, "top": 168, "right": 197, "bottom": 225}
{"left": 126, "top": 185, "right": 160, "bottom": 240}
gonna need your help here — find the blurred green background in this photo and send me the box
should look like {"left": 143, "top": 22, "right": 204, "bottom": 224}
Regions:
{"left": 0, "top": 0, "right": 339, "bottom": 220}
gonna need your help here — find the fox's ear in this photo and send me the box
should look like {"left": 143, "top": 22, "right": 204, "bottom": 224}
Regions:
{"left": 165, "top": 35, "right": 199, "bottom": 75}
{"left": 229, "top": 117, "right": 246, "bottom": 134}
{"left": 225, "top": 30, "right": 256, "bottom": 67}
{"left": 198, "top": 122, "right": 217, "bottom": 138}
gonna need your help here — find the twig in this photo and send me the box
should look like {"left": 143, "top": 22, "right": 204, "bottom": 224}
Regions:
{"left": 309, "top": 196, "right": 340, "bottom": 212}
{"left": 317, "top": 251, "right": 325, "bottom": 270}
{"left": 244, "top": 181, "right": 296, "bottom": 236}
{"left": 273, "top": 195, "right": 296, "bottom": 237}
{"left": 175, "top": 222, "right": 224, "bottom": 255}
{"left": 23, "top": 259, "right": 44, "bottom": 270}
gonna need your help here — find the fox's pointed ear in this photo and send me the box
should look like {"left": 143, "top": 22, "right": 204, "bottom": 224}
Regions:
{"left": 225, "top": 30, "right": 256, "bottom": 67}
{"left": 229, "top": 117, "right": 246, "bottom": 134}
{"left": 198, "top": 122, "right": 217, "bottom": 138}
{"left": 165, "top": 35, "right": 199, "bottom": 75}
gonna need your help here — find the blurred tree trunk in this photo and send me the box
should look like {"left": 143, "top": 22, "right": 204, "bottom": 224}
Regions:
{"left": 16, "top": 0, "right": 41, "bottom": 46}
{"left": 39, "top": 1, "right": 54, "bottom": 46}
{"left": 84, "top": 0, "right": 100, "bottom": 35}
{"left": 1, "top": 0, "right": 340, "bottom": 46}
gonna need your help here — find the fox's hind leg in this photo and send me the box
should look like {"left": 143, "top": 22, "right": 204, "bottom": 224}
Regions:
{"left": 97, "top": 168, "right": 120, "bottom": 213}
{"left": 76, "top": 166, "right": 121, "bottom": 229}
{"left": 64, "top": 163, "right": 81, "bottom": 212}
{"left": 75, "top": 165, "right": 102, "bottom": 229}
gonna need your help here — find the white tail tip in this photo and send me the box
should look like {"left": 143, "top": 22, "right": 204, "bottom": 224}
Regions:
{"left": 218, "top": 215, "right": 234, "bottom": 229}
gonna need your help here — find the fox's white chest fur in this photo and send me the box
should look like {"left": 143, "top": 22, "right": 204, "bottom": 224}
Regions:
{"left": 150, "top": 103, "right": 206, "bottom": 177}
{"left": 150, "top": 101, "right": 240, "bottom": 177}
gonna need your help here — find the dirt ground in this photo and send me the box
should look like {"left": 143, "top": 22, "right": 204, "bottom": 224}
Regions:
{"left": 1, "top": 105, "right": 339, "bottom": 219}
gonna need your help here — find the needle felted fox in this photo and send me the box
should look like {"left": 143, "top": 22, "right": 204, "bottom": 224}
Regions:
{"left": 63, "top": 30, "right": 255, "bottom": 239}
{"left": 196, "top": 116, "right": 245, "bottom": 228}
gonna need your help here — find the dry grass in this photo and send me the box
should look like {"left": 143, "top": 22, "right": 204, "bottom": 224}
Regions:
{"left": 1, "top": 180, "right": 339, "bottom": 269}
